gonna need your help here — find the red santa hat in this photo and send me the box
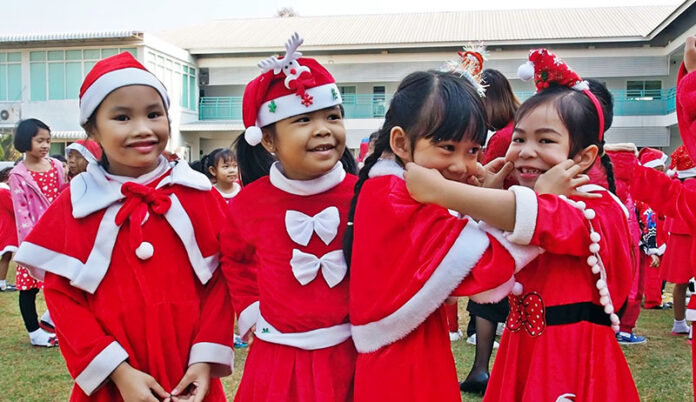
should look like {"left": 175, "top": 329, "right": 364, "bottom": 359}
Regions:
{"left": 65, "top": 139, "right": 102, "bottom": 163}
{"left": 670, "top": 145, "right": 696, "bottom": 179}
{"left": 517, "top": 49, "right": 605, "bottom": 142}
{"left": 79, "top": 52, "right": 170, "bottom": 125}
{"left": 638, "top": 147, "right": 667, "bottom": 169}
{"left": 242, "top": 32, "right": 342, "bottom": 146}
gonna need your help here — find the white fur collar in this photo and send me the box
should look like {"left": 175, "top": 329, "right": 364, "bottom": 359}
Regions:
{"left": 71, "top": 156, "right": 212, "bottom": 218}
{"left": 368, "top": 159, "right": 404, "bottom": 179}
{"left": 269, "top": 161, "right": 346, "bottom": 196}
{"left": 216, "top": 182, "right": 241, "bottom": 199}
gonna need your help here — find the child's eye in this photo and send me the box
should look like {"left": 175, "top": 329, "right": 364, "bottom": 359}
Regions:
{"left": 114, "top": 115, "right": 129, "bottom": 121}
{"left": 439, "top": 144, "right": 455, "bottom": 152}
{"left": 293, "top": 116, "right": 310, "bottom": 123}
{"left": 328, "top": 113, "right": 342, "bottom": 120}
{"left": 540, "top": 138, "right": 555, "bottom": 144}
{"left": 512, "top": 137, "right": 524, "bottom": 144}
{"left": 148, "top": 112, "right": 162, "bottom": 119}
{"left": 469, "top": 147, "right": 481, "bottom": 154}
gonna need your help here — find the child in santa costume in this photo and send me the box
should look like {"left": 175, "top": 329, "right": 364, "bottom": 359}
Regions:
{"left": 347, "top": 57, "right": 542, "bottom": 400}
{"left": 14, "top": 52, "right": 235, "bottom": 401}
{"left": 629, "top": 37, "right": 696, "bottom": 400}
{"left": 635, "top": 148, "right": 668, "bottom": 311}
{"left": 207, "top": 148, "right": 241, "bottom": 203}
{"left": 405, "top": 49, "right": 640, "bottom": 401}
{"left": 0, "top": 167, "right": 17, "bottom": 292}
{"left": 9, "top": 118, "right": 66, "bottom": 346}
{"left": 221, "top": 33, "right": 357, "bottom": 402}
{"left": 65, "top": 139, "right": 102, "bottom": 180}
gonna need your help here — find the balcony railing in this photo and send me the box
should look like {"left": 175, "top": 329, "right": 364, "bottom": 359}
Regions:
{"left": 199, "top": 88, "right": 676, "bottom": 121}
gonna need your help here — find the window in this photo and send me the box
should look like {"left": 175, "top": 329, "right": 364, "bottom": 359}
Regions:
{"left": 29, "top": 47, "right": 138, "bottom": 101}
{"left": 339, "top": 86, "right": 356, "bottom": 104}
{"left": 0, "top": 52, "right": 22, "bottom": 101}
{"left": 147, "top": 50, "right": 196, "bottom": 111}
{"left": 373, "top": 86, "right": 386, "bottom": 118}
{"left": 627, "top": 80, "right": 662, "bottom": 100}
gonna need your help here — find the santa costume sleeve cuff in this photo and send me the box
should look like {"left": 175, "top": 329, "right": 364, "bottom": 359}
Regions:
{"left": 478, "top": 221, "right": 542, "bottom": 272}
{"left": 506, "top": 186, "right": 539, "bottom": 245}
{"left": 188, "top": 342, "right": 234, "bottom": 378}
{"left": 74, "top": 341, "right": 129, "bottom": 395}
{"left": 237, "top": 301, "right": 260, "bottom": 340}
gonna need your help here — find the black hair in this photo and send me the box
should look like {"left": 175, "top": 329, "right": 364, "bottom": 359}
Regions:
{"left": 14, "top": 118, "right": 50, "bottom": 153}
{"left": 189, "top": 160, "right": 203, "bottom": 173}
{"left": 481, "top": 69, "right": 520, "bottom": 131}
{"left": 234, "top": 104, "right": 357, "bottom": 186}
{"left": 51, "top": 154, "right": 66, "bottom": 163}
{"left": 343, "top": 70, "right": 488, "bottom": 266}
{"left": 201, "top": 148, "right": 224, "bottom": 179}
{"left": 209, "top": 148, "right": 236, "bottom": 171}
{"left": 0, "top": 167, "right": 11, "bottom": 183}
{"left": 514, "top": 79, "right": 616, "bottom": 194}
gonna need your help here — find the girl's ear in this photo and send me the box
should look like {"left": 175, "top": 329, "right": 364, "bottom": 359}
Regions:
{"left": 574, "top": 144, "right": 600, "bottom": 171}
{"left": 207, "top": 165, "right": 217, "bottom": 177}
{"left": 260, "top": 128, "right": 275, "bottom": 154}
{"left": 390, "top": 126, "right": 412, "bottom": 163}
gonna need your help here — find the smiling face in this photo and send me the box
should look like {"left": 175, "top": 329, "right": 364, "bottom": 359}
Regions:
{"left": 211, "top": 157, "right": 238, "bottom": 185}
{"left": 89, "top": 85, "right": 169, "bottom": 177}
{"left": 262, "top": 106, "right": 346, "bottom": 180}
{"left": 506, "top": 103, "right": 572, "bottom": 188}
{"left": 411, "top": 137, "right": 482, "bottom": 183}
{"left": 27, "top": 128, "right": 51, "bottom": 161}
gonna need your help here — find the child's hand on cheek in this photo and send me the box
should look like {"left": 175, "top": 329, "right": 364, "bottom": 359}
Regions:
{"left": 534, "top": 160, "right": 601, "bottom": 199}
{"left": 404, "top": 162, "right": 446, "bottom": 204}
{"left": 684, "top": 36, "right": 696, "bottom": 73}
{"left": 471, "top": 157, "right": 514, "bottom": 189}
{"left": 170, "top": 363, "right": 211, "bottom": 402}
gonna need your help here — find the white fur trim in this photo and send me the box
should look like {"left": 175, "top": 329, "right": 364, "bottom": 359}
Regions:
{"left": 237, "top": 301, "right": 260, "bottom": 339}
{"left": 604, "top": 143, "right": 637, "bottom": 153}
{"left": 686, "top": 308, "right": 696, "bottom": 321}
{"left": 80, "top": 67, "right": 170, "bottom": 125}
{"left": 244, "top": 126, "right": 263, "bottom": 146}
{"left": 368, "top": 159, "right": 404, "bottom": 179}
{"left": 74, "top": 341, "right": 129, "bottom": 395}
{"left": 0, "top": 245, "right": 17, "bottom": 257}
{"left": 215, "top": 183, "right": 241, "bottom": 199}
{"left": 351, "top": 219, "right": 490, "bottom": 353}
{"left": 66, "top": 143, "right": 99, "bottom": 164}
{"left": 269, "top": 161, "right": 345, "bottom": 196}
{"left": 256, "top": 83, "right": 342, "bottom": 128}
{"left": 469, "top": 275, "right": 516, "bottom": 304}
{"left": 643, "top": 154, "right": 667, "bottom": 169}
{"left": 0, "top": 183, "right": 9, "bottom": 190}
{"left": 188, "top": 342, "right": 234, "bottom": 378}
{"left": 506, "top": 186, "right": 538, "bottom": 245}
{"left": 656, "top": 243, "right": 666, "bottom": 256}
{"left": 478, "top": 221, "right": 543, "bottom": 272}
{"left": 577, "top": 184, "right": 629, "bottom": 218}
{"left": 678, "top": 167, "right": 696, "bottom": 179}
{"left": 254, "top": 312, "right": 351, "bottom": 350}
{"left": 517, "top": 61, "right": 535, "bottom": 81}
{"left": 15, "top": 204, "right": 121, "bottom": 292}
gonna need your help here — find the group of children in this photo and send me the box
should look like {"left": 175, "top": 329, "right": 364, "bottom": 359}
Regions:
{"left": 3, "top": 31, "right": 696, "bottom": 402}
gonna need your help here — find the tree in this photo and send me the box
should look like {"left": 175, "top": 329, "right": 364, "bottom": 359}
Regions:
{"left": 276, "top": 7, "right": 297, "bottom": 18}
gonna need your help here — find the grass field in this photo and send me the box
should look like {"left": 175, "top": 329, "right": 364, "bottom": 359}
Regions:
{"left": 0, "top": 268, "right": 692, "bottom": 401}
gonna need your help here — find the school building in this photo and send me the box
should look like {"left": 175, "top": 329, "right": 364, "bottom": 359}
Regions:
{"left": 1, "top": 0, "right": 696, "bottom": 161}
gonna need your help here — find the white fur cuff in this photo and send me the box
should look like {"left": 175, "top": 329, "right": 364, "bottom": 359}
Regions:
{"left": 506, "top": 186, "right": 538, "bottom": 245}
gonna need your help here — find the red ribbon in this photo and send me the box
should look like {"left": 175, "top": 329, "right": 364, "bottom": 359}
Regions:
{"left": 115, "top": 182, "right": 172, "bottom": 252}
{"left": 507, "top": 292, "right": 546, "bottom": 337}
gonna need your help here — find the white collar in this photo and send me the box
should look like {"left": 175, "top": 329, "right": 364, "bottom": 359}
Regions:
{"left": 0, "top": 183, "right": 9, "bottom": 191}
{"left": 216, "top": 182, "right": 241, "bottom": 199}
{"left": 269, "top": 161, "right": 346, "bottom": 196}
{"left": 576, "top": 184, "right": 629, "bottom": 218}
{"left": 368, "top": 158, "right": 405, "bottom": 179}
{"left": 70, "top": 156, "right": 212, "bottom": 218}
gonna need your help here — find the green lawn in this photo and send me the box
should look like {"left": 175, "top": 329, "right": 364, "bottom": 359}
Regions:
{"left": 0, "top": 268, "right": 692, "bottom": 401}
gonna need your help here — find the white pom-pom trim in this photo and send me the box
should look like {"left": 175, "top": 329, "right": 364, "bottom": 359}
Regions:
{"left": 245, "top": 126, "right": 263, "bottom": 146}
{"left": 575, "top": 201, "right": 586, "bottom": 210}
{"left": 517, "top": 61, "right": 535, "bottom": 81}
{"left": 135, "top": 242, "right": 154, "bottom": 260}
{"left": 584, "top": 209, "right": 596, "bottom": 220}
{"left": 589, "top": 243, "right": 600, "bottom": 253}
{"left": 512, "top": 281, "right": 524, "bottom": 296}
{"left": 591, "top": 264, "right": 601, "bottom": 274}
{"left": 587, "top": 256, "right": 598, "bottom": 266}
{"left": 590, "top": 232, "right": 601, "bottom": 243}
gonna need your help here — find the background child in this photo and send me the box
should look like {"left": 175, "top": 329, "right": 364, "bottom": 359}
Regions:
{"left": 65, "top": 139, "right": 102, "bottom": 179}
{"left": 207, "top": 148, "right": 240, "bottom": 202}
{"left": 347, "top": 69, "right": 538, "bottom": 402}
{"left": 9, "top": 118, "right": 66, "bottom": 347}
{"left": 404, "top": 49, "right": 639, "bottom": 401}
{"left": 222, "top": 33, "right": 357, "bottom": 401}
{"left": 0, "top": 167, "right": 17, "bottom": 292}
{"left": 14, "top": 52, "right": 235, "bottom": 401}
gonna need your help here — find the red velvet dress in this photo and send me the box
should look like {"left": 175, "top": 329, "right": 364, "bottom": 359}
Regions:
{"left": 349, "top": 160, "right": 540, "bottom": 402}
{"left": 14, "top": 159, "right": 235, "bottom": 401}
{"left": 484, "top": 186, "right": 639, "bottom": 402}
{"left": 0, "top": 184, "right": 18, "bottom": 257}
{"left": 222, "top": 162, "right": 357, "bottom": 402}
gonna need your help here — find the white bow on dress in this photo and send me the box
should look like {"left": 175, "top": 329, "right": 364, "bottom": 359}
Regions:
{"left": 290, "top": 249, "right": 347, "bottom": 288}
{"left": 285, "top": 206, "right": 340, "bottom": 246}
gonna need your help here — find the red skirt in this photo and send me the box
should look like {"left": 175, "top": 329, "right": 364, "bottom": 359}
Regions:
{"left": 234, "top": 338, "right": 356, "bottom": 402}
{"left": 484, "top": 321, "right": 639, "bottom": 402}
{"left": 660, "top": 233, "right": 693, "bottom": 284}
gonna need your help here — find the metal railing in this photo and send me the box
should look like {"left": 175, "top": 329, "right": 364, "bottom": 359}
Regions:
{"left": 199, "top": 88, "right": 676, "bottom": 121}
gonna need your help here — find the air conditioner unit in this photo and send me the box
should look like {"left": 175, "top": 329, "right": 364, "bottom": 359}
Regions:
{"left": 0, "top": 104, "right": 20, "bottom": 124}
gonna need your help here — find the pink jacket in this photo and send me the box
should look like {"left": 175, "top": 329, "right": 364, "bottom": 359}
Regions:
{"left": 9, "top": 158, "right": 66, "bottom": 243}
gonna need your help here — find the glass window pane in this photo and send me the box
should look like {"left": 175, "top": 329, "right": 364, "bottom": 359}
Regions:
{"left": 30, "top": 51, "right": 46, "bottom": 62}
{"left": 66, "top": 50, "right": 82, "bottom": 60}
{"left": 182, "top": 73, "right": 188, "bottom": 108}
{"left": 83, "top": 49, "right": 100, "bottom": 59}
{"left": 0, "top": 53, "right": 6, "bottom": 63}
{"left": 644, "top": 81, "right": 662, "bottom": 91}
{"left": 120, "top": 48, "right": 137, "bottom": 57}
{"left": 101, "top": 48, "right": 118, "bottom": 58}
{"left": 66, "top": 62, "right": 82, "bottom": 99}
{"left": 84, "top": 61, "right": 97, "bottom": 75}
{"left": 0, "top": 65, "right": 6, "bottom": 101}
{"left": 47, "top": 50, "right": 64, "bottom": 61}
{"left": 8, "top": 64, "right": 21, "bottom": 101}
{"left": 7, "top": 52, "right": 21, "bottom": 62}
{"left": 48, "top": 63, "right": 65, "bottom": 100}
{"left": 50, "top": 142, "right": 65, "bottom": 155}
{"left": 30, "top": 63, "right": 46, "bottom": 101}
{"left": 189, "top": 75, "right": 196, "bottom": 110}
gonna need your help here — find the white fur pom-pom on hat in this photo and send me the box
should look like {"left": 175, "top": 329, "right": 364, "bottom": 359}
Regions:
{"left": 245, "top": 126, "right": 263, "bottom": 146}
{"left": 135, "top": 241, "right": 154, "bottom": 260}
{"left": 517, "top": 61, "right": 535, "bottom": 81}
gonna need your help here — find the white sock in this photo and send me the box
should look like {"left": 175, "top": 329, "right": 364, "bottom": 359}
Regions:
{"left": 28, "top": 328, "right": 55, "bottom": 345}
{"left": 619, "top": 331, "right": 632, "bottom": 337}
{"left": 40, "top": 310, "right": 53, "bottom": 326}
{"left": 0, "top": 279, "right": 5, "bottom": 290}
{"left": 673, "top": 319, "right": 689, "bottom": 332}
